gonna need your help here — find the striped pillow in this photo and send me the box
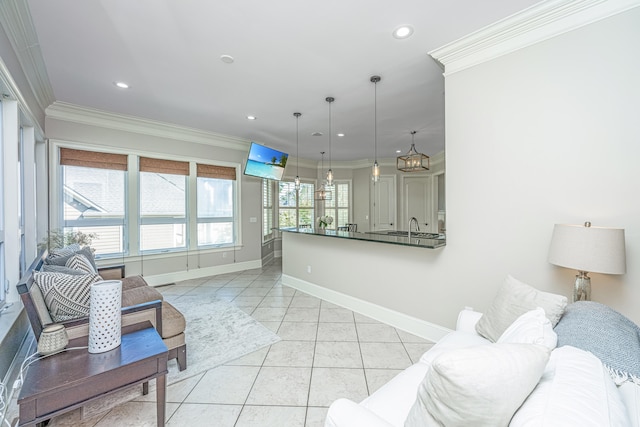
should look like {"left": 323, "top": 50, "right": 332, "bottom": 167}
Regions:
{"left": 65, "top": 254, "right": 96, "bottom": 274}
{"left": 35, "top": 272, "right": 102, "bottom": 322}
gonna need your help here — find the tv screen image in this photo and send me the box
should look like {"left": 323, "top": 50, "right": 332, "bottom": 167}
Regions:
{"left": 244, "top": 142, "right": 288, "bottom": 180}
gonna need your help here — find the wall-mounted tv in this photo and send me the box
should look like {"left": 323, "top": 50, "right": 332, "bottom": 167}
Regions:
{"left": 243, "top": 142, "right": 288, "bottom": 181}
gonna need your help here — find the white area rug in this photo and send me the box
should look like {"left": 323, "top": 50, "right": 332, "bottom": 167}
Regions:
{"left": 166, "top": 294, "right": 281, "bottom": 384}
{"left": 80, "top": 295, "right": 280, "bottom": 419}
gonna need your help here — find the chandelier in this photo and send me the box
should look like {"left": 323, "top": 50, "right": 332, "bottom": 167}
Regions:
{"left": 397, "top": 130, "right": 429, "bottom": 172}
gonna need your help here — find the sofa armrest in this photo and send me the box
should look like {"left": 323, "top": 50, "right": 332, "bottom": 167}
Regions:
{"left": 325, "top": 399, "right": 394, "bottom": 427}
{"left": 62, "top": 300, "right": 163, "bottom": 341}
{"left": 456, "top": 307, "right": 483, "bottom": 334}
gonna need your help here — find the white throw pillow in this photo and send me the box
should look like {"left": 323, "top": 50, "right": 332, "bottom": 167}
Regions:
{"left": 511, "top": 346, "right": 630, "bottom": 426}
{"left": 475, "top": 275, "right": 568, "bottom": 342}
{"left": 404, "top": 343, "right": 550, "bottom": 427}
{"left": 497, "top": 307, "right": 558, "bottom": 350}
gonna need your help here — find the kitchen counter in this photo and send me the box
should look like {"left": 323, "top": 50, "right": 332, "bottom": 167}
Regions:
{"left": 279, "top": 227, "right": 446, "bottom": 249}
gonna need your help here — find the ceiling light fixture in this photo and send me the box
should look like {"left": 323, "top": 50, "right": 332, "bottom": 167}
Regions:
{"left": 114, "top": 82, "right": 129, "bottom": 89}
{"left": 315, "top": 151, "right": 332, "bottom": 201}
{"left": 370, "top": 75, "right": 381, "bottom": 183}
{"left": 325, "top": 97, "right": 335, "bottom": 187}
{"left": 294, "top": 112, "right": 302, "bottom": 191}
{"left": 397, "top": 130, "right": 429, "bottom": 172}
{"left": 393, "top": 25, "right": 414, "bottom": 39}
{"left": 220, "top": 54, "right": 234, "bottom": 64}
{"left": 246, "top": 115, "right": 257, "bottom": 120}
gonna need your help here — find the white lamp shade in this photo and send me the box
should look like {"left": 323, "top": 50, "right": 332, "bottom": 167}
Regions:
{"left": 548, "top": 224, "right": 626, "bottom": 274}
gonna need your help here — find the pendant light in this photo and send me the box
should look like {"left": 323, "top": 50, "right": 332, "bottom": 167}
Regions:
{"left": 314, "top": 151, "right": 332, "bottom": 200}
{"left": 397, "top": 130, "right": 429, "bottom": 172}
{"left": 293, "top": 112, "right": 301, "bottom": 190}
{"left": 326, "top": 97, "right": 334, "bottom": 186}
{"left": 371, "top": 75, "right": 381, "bottom": 182}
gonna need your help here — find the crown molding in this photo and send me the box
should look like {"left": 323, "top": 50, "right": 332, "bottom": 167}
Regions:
{"left": 0, "top": 0, "right": 55, "bottom": 112}
{"left": 429, "top": 0, "right": 640, "bottom": 76}
{"left": 46, "top": 101, "right": 252, "bottom": 151}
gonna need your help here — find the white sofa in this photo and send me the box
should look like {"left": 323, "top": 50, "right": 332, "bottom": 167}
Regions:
{"left": 325, "top": 307, "right": 640, "bottom": 427}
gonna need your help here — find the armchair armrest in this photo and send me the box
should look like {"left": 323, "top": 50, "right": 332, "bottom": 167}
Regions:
{"left": 325, "top": 399, "right": 394, "bottom": 427}
{"left": 456, "top": 307, "right": 483, "bottom": 334}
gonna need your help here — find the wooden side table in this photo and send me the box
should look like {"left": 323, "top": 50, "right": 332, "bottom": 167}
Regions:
{"left": 18, "top": 326, "right": 168, "bottom": 426}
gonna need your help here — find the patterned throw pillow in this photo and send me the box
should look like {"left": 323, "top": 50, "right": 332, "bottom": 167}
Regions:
{"left": 45, "top": 246, "right": 97, "bottom": 272}
{"left": 47, "top": 243, "right": 82, "bottom": 259}
{"left": 34, "top": 272, "right": 102, "bottom": 322}
{"left": 40, "top": 264, "right": 87, "bottom": 275}
{"left": 65, "top": 254, "right": 96, "bottom": 274}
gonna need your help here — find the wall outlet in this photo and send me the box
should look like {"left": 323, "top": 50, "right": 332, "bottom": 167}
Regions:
{"left": 307, "top": 265, "right": 312, "bottom": 274}
{"left": 249, "top": 217, "right": 257, "bottom": 223}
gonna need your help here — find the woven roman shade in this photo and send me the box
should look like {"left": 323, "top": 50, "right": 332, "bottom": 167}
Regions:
{"left": 139, "top": 157, "right": 189, "bottom": 175}
{"left": 197, "top": 163, "right": 236, "bottom": 181}
{"left": 59, "top": 148, "right": 128, "bottom": 171}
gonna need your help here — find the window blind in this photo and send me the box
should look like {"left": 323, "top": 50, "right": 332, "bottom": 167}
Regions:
{"left": 197, "top": 163, "right": 236, "bottom": 180}
{"left": 60, "top": 147, "right": 128, "bottom": 171}
{"left": 139, "top": 157, "right": 189, "bottom": 175}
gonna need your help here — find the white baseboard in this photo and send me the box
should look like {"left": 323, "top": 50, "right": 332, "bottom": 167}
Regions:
{"left": 282, "top": 274, "right": 452, "bottom": 342}
{"left": 144, "top": 259, "right": 262, "bottom": 286}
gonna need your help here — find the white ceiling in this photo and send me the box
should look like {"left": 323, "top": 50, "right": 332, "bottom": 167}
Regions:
{"left": 25, "top": 0, "right": 540, "bottom": 161}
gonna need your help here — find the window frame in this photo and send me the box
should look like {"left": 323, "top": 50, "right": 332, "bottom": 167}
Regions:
{"left": 195, "top": 172, "right": 237, "bottom": 248}
{"left": 262, "top": 179, "right": 274, "bottom": 242}
{"left": 323, "top": 180, "right": 352, "bottom": 230}
{"left": 278, "top": 180, "right": 315, "bottom": 229}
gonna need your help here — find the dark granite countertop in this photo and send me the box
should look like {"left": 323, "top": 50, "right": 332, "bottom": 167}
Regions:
{"left": 279, "top": 227, "right": 446, "bottom": 249}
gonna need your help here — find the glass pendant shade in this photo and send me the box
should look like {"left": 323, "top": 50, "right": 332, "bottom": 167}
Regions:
{"left": 326, "top": 169, "right": 333, "bottom": 186}
{"left": 315, "top": 151, "right": 332, "bottom": 200}
{"left": 370, "top": 76, "right": 381, "bottom": 183}
{"left": 294, "top": 112, "right": 301, "bottom": 191}
{"left": 294, "top": 175, "right": 301, "bottom": 191}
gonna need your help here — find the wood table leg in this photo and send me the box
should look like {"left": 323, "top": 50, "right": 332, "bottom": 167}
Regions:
{"left": 156, "top": 374, "right": 166, "bottom": 427}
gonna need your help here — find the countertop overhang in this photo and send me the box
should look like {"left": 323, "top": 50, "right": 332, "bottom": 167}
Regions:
{"left": 279, "top": 228, "right": 446, "bottom": 249}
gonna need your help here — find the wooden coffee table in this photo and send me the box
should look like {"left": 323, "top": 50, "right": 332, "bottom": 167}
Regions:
{"left": 18, "top": 326, "right": 168, "bottom": 426}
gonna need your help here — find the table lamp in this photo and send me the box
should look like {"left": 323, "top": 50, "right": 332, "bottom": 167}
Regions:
{"left": 548, "top": 222, "right": 626, "bottom": 301}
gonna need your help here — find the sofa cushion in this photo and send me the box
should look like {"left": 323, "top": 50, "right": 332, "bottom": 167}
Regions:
{"left": 34, "top": 271, "right": 102, "bottom": 322}
{"left": 418, "top": 331, "right": 491, "bottom": 366}
{"left": 475, "top": 275, "right": 567, "bottom": 342}
{"left": 121, "top": 275, "right": 150, "bottom": 291}
{"left": 327, "top": 398, "right": 394, "bottom": 427}
{"left": 47, "top": 243, "right": 81, "bottom": 259}
{"left": 618, "top": 382, "right": 640, "bottom": 427}
{"left": 161, "top": 301, "right": 186, "bottom": 339}
{"left": 497, "top": 307, "right": 558, "bottom": 350}
{"left": 40, "top": 264, "right": 87, "bottom": 275}
{"left": 510, "top": 345, "right": 630, "bottom": 426}
{"left": 405, "top": 343, "right": 549, "bottom": 427}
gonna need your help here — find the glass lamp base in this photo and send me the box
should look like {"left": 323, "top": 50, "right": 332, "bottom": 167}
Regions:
{"left": 573, "top": 272, "right": 591, "bottom": 302}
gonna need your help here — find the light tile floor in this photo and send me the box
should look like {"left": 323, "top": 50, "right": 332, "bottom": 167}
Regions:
{"left": 38, "top": 259, "right": 435, "bottom": 427}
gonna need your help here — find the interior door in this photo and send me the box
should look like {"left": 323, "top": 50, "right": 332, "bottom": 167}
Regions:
{"left": 404, "top": 176, "right": 432, "bottom": 232}
{"left": 372, "top": 175, "right": 396, "bottom": 231}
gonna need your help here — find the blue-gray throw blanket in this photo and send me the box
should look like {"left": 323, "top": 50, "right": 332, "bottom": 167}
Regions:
{"left": 554, "top": 301, "right": 640, "bottom": 385}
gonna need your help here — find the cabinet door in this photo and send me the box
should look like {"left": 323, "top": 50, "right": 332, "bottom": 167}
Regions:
{"left": 404, "top": 176, "right": 433, "bottom": 232}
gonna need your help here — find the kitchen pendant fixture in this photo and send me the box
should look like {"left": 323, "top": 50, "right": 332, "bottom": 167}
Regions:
{"left": 294, "top": 112, "right": 301, "bottom": 191}
{"left": 326, "top": 97, "right": 334, "bottom": 187}
{"left": 371, "top": 75, "right": 381, "bottom": 182}
{"left": 397, "top": 130, "right": 429, "bottom": 172}
{"left": 314, "top": 151, "right": 332, "bottom": 201}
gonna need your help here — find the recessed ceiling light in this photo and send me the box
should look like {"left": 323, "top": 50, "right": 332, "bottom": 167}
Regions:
{"left": 220, "top": 55, "right": 234, "bottom": 64}
{"left": 246, "top": 115, "right": 257, "bottom": 120}
{"left": 337, "top": 133, "right": 345, "bottom": 137}
{"left": 393, "top": 25, "right": 414, "bottom": 39}
{"left": 396, "top": 150, "right": 402, "bottom": 153}
{"left": 114, "top": 81, "right": 130, "bottom": 89}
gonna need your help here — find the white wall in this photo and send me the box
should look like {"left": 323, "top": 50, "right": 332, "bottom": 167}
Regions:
{"left": 284, "top": 7, "right": 640, "bottom": 329}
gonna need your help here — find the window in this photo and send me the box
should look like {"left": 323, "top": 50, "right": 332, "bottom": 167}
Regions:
{"left": 196, "top": 163, "right": 237, "bottom": 246}
{"left": 324, "top": 181, "right": 351, "bottom": 229}
{"left": 0, "top": 100, "right": 5, "bottom": 309}
{"left": 278, "top": 181, "right": 314, "bottom": 228}
{"left": 139, "top": 157, "right": 188, "bottom": 252}
{"left": 60, "top": 148, "right": 127, "bottom": 257}
{"left": 18, "top": 127, "right": 25, "bottom": 275}
{"left": 262, "top": 179, "right": 274, "bottom": 242}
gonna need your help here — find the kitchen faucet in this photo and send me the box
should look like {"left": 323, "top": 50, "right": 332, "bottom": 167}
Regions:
{"left": 408, "top": 217, "right": 420, "bottom": 239}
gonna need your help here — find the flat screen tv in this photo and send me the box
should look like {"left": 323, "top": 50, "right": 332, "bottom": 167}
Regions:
{"left": 244, "top": 142, "right": 288, "bottom": 181}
